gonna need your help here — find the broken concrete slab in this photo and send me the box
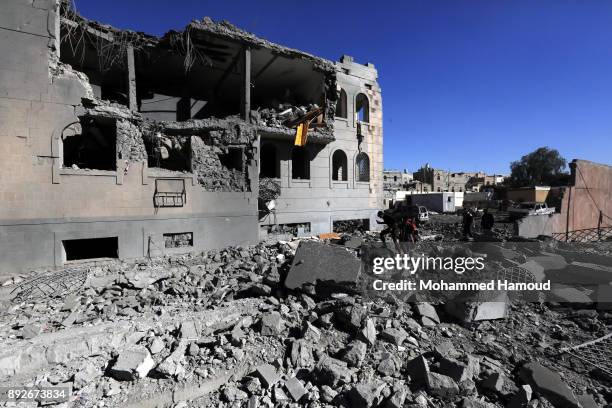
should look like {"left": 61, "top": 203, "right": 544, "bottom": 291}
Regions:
{"left": 508, "top": 384, "right": 532, "bottom": 408}
{"left": 358, "top": 317, "right": 377, "bottom": 345}
{"left": 415, "top": 303, "right": 440, "bottom": 324}
{"left": 481, "top": 372, "right": 504, "bottom": 393}
{"left": 284, "top": 377, "right": 306, "bottom": 402}
{"left": 347, "top": 381, "right": 383, "bottom": 408}
{"left": 254, "top": 364, "right": 280, "bottom": 388}
{"left": 405, "top": 355, "right": 430, "bottom": 383}
{"left": 260, "top": 311, "right": 284, "bottom": 335}
{"left": 341, "top": 340, "right": 367, "bottom": 367}
{"left": 380, "top": 327, "right": 408, "bottom": 346}
{"left": 427, "top": 372, "right": 459, "bottom": 398}
{"left": 438, "top": 355, "right": 479, "bottom": 383}
{"left": 108, "top": 346, "right": 155, "bottom": 381}
{"left": 445, "top": 291, "right": 509, "bottom": 322}
{"left": 123, "top": 267, "right": 173, "bottom": 289}
{"left": 284, "top": 241, "right": 361, "bottom": 290}
{"left": 519, "top": 362, "right": 580, "bottom": 408}
{"left": 313, "top": 356, "right": 354, "bottom": 387}
{"left": 21, "top": 323, "right": 42, "bottom": 339}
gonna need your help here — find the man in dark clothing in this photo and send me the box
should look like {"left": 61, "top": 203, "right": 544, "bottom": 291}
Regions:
{"left": 481, "top": 209, "right": 495, "bottom": 233}
{"left": 462, "top": 207, "right": 474, "bottom": 239}
{"left": 377, "top": 210, "right": 401, "bottom": 251}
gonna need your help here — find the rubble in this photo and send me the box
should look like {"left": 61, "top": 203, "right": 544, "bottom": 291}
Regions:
{"left": 0, "top": 236, "right": 610, "bottom": 407}
{"left": 108, "top": 346, "right": 155, "bottom": 381}
{"left": 284, "top": 240, "right": 362, "bottom": 290}
{"left": 519, "top": 362, "right": 581, "bottom": 408}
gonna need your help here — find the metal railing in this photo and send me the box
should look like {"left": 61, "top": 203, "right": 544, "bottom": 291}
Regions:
{"left": 552, "top": 226, "right": 612, "bottom": 243}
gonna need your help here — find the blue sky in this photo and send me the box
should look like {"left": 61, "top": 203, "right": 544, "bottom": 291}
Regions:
{"left": 74, "top": 0, "right": 612, "bottom": 174}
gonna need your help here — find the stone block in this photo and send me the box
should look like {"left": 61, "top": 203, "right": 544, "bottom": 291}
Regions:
{"left": 285, "top": 241, "right": 361, "bottom": 290}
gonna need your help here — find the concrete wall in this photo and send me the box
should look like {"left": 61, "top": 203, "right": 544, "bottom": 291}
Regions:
{"left": 258, "top": 55, "right": 383, "bottom": 234}
{"left": 552, "top": 160, "right": 612, "bottom": 234}
{"left": 0, "top": 1, "right": 258, "bottom": 273}
{"left": 516, "top": 160, "right": 612, "bottom": 239}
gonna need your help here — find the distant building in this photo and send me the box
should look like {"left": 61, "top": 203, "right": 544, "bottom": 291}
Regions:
{"left": 395, "top": 191, "right": 464, "bottom": 213}
{"left": 507, "top": 186, "right": 551, "bottom": 203}
{"left": 383, "top": 169, "right": 413, "bottom": 207}
{"left": 413, "top": 164, "right": 479, "bottom": 193}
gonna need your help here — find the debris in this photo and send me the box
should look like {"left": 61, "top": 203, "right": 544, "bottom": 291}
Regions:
{"left": 260, "top": 311, "right": 284, "bottom": 335}
{"left": 427, "top": 372, "right": 459, "bottom": 398}
{"left": 284, "top": 377, "right": 306, "bottom": 402}
{"left": 313, "top": 356, "right": 354, "bottom": 386}
{"left": 508, "top": 385, "right": 533, "bottom": 408}
{"left": 254, "top": 364, "right": 280, "bottom": 389}
{"left": 380, "top": 327, "right": 408, "bottom": 346}
{"left": 406, "top": 355, "right": 430, "bottom": 383}
{"left": 284, "top": 241, "right": 362, "bottom": 290}
{"left": 10, "top": 268, "right": 89, "bottom": 302}
{"left": 21, "top": 324, "right": 42, "bottom": 339}
{"left": 108, "top": 346, "right": 155, "bottom": 381}
{"left": 519, "top": 362, "right": 581, "bottom": 408}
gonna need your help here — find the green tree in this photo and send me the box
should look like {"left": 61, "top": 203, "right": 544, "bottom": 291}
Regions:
{"left": 509, "top": 147, "right": 568, "bottom": 187}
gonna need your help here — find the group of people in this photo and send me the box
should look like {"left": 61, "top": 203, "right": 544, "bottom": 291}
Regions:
{"left": 377, "top": 206, "right": 496, "bottom": 246}
{"left": 462, "top": 207, "right": 495, "bottom": 239}
{"left": 377, "top": 210, "right": 419, "bottom": 250}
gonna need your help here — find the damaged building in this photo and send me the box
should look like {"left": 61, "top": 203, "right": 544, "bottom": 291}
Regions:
{"left": 0, "top": 0, "right": 382, "bottom": 272}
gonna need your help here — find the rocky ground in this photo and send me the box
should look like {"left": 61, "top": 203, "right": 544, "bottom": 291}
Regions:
{"left": 1, "top": 225, "right": 611, "bottom": 408}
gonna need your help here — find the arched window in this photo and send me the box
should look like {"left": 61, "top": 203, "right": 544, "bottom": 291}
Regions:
{"left": 355, "top": 93, "right": 369, "bottom": 123}
{"left": 260, "top": 144, "right": 279, "bottom": 178}
{"left": 394, "top": 176, "right": 397, "bottom": 182}
{"left": 355, "top": 152, "right": 370, "bottom": 182}
{"left": 336, "top": 89, "right": 347, "bottom": 119}
{"left": 332, "top": 150, "right": 347, "bottom": 181}
{"left": 292, "top": 147, "right": 310, "bottom": 180}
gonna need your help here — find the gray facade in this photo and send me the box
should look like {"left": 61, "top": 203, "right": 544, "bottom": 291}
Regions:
{"left": 0, "top": 1, "right": 383, "bottom": 272}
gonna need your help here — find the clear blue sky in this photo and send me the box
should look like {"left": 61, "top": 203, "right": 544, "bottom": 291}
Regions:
{"left": 74, "top": 0, "right": 612, "bottom": 175}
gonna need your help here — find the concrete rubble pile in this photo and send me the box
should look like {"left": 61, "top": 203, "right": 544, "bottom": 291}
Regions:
{"left": 0, "top": 236, "right": 611, "bottom": 408}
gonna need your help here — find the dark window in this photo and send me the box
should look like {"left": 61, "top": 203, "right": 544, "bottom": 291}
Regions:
{"left": 292, "top": 147, "right": 310, "bottom": 180}
{"left": 63, "top": 237, "right": 118, "bottom": 261}
{"left": 356, "top": 152, "right": 370, "bottom": 182}
{"left": 63, "top": 117, "right": 116, "bottom": 170}
{"left": 219, "top": 147, "right": 243, "bottom": 171}
{"left": 332, "top": 150, "right": 348, "bottom": 181}
{"left": 336, "top": 89, "right": 347, "bottom": 119}
{"left": 145, "top": 135, "right": 191, "bottom": 172}
{"left": 163, "top": 232, "right": 193, "bottom": 248}
{"left": 260, "top": 144, "right": 279, "bottom": 178}
{"left": 355, "top": 93, "right": 369, "bottom": 123}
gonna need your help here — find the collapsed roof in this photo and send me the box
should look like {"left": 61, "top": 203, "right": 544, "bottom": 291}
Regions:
{"left": 58, "top": 2, "right": 337, "bottom": 143}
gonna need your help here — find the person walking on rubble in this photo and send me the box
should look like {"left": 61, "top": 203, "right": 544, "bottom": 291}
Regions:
{"left": 377, "top": 210, "right": 402, "bottom": 252}
{"left": 462, "top": 206, "right": 475, "bottom": 239}
{"left": 481, "top": 208, "right": 495, "bottom": 234}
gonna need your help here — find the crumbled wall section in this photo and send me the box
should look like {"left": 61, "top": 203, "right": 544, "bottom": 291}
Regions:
{"left": 191, "top": 138, "right": 246, "bottom": 191}
{"left": 116, "top": 120, "right": 147, "bottom": 163}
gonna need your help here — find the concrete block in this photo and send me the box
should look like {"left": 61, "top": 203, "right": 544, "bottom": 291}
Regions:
{"left": 405, "top": 354, "right": 429, "bottom": 383}
{"left": 254, "top": 364, "right": 280, "bottom": 388}
{"left": 519, "top": 362, "right": 580, "bottom": 408}
{"left": 427, "top": 372, "right": 459, "bottom": 398}
{"left": 284, "top": 377, "right": 306, "bottom": 402}
{"left": 285, "top": 240, "right": 361, "bottom": 290}
{"left": 108, "top": 346, "right": 155, "bottom": 381}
